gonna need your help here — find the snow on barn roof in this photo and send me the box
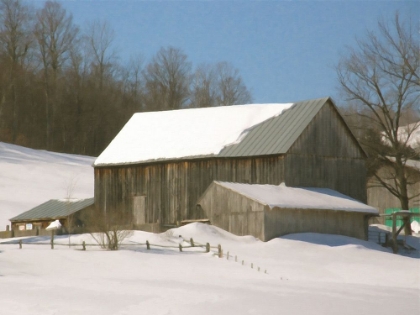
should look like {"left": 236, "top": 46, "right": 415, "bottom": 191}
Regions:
{"left": 94, "top": 103, "right": 292, "bottom": 166}
{"left": 94, "top": 97, "right": 332, "bottom": 166}
{"left": 215, "top": 182, "right": 378, "bottom": 214}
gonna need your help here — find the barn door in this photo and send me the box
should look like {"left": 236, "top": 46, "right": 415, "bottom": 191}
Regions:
{"left": 133, "top": 195, "right": 146, "bottom": 225}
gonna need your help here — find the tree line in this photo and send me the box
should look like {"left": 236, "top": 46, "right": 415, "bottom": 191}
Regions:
{"left": 0, "top": 0, "right": 252, "bottom": 156}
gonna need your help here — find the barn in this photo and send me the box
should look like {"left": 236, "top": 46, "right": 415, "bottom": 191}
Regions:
{"left": 9, "top": 198, "right": 94, "bottom": 237}
{"left": 198, "top": 181, "right": 378, "bottom": 241}
{"left": 93, "top": 97, "right": 368, "bottom": 233}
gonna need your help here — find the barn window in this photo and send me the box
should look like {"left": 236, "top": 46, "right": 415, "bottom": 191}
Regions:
{"left": 133, "top": 195, "right": 146, "bottom": 225}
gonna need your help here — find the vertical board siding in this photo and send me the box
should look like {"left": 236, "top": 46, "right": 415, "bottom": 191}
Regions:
{"left": 94, "top": 155, "right": 285, "bottom": 228}
{"left": 285, "top": 102, "right": 367, "bottom": 202}
{"left": 288, "top": 102, "right": 365, "bottom": 158}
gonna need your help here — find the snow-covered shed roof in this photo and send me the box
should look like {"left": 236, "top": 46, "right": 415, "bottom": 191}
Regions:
{"left": 94, "top": 97, "right": 333, "bottom": 166}
{"left": 213, "top": 182, "right": 378, "bottom": 214}
{"left": 10, "top": 198, "right": 94, "bottom": 222}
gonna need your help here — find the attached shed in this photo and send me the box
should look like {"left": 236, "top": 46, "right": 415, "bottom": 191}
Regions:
{"left": 10, "top": 198, "right": 94, "bottom": 234}
{"left": 198, "top": 182, "right": 378, "bottom": 241}
{"left": 94, "top": 97, "right": 367, "bottom": 232}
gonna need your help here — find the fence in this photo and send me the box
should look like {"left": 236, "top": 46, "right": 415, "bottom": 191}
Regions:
{"left": 367, "top": 230, "right": 389, "bottom": 245}
{"left": 1, "top": 236, "right": 269, "bottom": 274}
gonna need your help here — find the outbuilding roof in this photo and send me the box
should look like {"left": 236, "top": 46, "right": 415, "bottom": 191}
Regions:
{"left": 10, "top": 198, "right": 94, "bottom": 222}
{"left": 94, "top": 97, "right": 337, "bottom": 167}
{"left": 212, "top": 181, "right": 378, "bottom": 214}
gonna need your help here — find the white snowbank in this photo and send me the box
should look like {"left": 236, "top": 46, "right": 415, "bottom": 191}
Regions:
{"left": 217, "top": 182, "right": 378, "bottom": 214}
{"left": 94, "top": 103, "right": 293, "bottom": 166}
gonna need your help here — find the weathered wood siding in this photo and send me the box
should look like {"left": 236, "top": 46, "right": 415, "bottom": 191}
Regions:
{"left": 94, "top": 156, "right": 285, "bottom": 229}
{"left": 264, "top": 208, "right": 369, "bottom": 240}
{"left": 286, "top": 101, "right": 367, "bottom": 202}
{"left": 367, "top": 166, "right": 420, "bottom": 223}
{"left": 197, "top": 182, "right": 266, "bottom": 240}
{"left": 198, "top": 182, "right": 370, "bottom": 241}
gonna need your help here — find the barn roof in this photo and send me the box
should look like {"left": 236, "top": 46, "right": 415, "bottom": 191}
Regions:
{"left": 10, "top": 198, "right": 94, "bottom": 222}
{"left": 94, "top": 97, "right": 339, "bottom": 166}
{"left": 212, "top": 181, "right": 378, "bottom": 214}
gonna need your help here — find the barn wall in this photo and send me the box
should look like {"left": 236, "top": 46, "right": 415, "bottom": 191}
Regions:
{"left": 264, "top": 208, "right": 369, "bottom": 241}
{"left": 367, "top": 166, "right": 420, "bottom": 223}
{"left": 286, "top": 102, "right": 367, "bottom": 202}
{"left": 198, "top": 183, "right": 266, "bottom": 240}
{"left": 94, "top": 155, "right": 285, "bottom": 230}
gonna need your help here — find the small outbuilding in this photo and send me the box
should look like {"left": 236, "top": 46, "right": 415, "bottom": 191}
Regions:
{"left": 9, "top": 198, "right": 94, "bottom": 236}
{"left": 198, "top": 181, "right": 378, "bottom": 241}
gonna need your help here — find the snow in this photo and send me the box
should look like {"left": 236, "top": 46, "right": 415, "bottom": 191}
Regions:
{"left": 45, "top": 219, "right": 61, "bottom": 230}
{"left": 217, "top": 181, "right": 378, "bottom": 214}
{"left": 0, "top": 142, "right": 419, "bottom": 315}
{"left": 382, "top": 122, "right": 420, "bottom": 149}
{"left": 0, "top": 142, "right": 95, "bottom": 229}
{"left": 94, "top": 103, "right": 294, "bottom": 166}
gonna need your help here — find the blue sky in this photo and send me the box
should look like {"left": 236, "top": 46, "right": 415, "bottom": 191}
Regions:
{"left": 32, "top": 0, "right": 418, "bottom": 104}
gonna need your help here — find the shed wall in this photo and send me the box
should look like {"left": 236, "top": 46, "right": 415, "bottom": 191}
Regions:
{"left": 264, "top": 207, "right": 369, "bottom": 241}
{"left": 198, "top": 183, "right": 266, "bottom": 240}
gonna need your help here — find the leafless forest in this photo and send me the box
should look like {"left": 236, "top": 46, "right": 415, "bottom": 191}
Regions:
{"left": 0, "top": 0, "right": 252, "bottom": 156}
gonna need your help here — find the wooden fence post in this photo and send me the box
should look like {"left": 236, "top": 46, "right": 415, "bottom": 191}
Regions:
{"left": 205, "top": 243, "right": 210, "bottom": 253}
{"left": 51, "top": 230, "right": 54, "bottom": 250}
{"left": 19, "top": 239, "right": 22, "bottom": 249}
{"left": 190, "top": 238, "right": 194, "bottom": 247}
{"left": 218, "top": 244, "right": 222, "bottom": 258}
{"left": 226, "top": 251, "right": 229, "bottom": 260}
{"left": 179, "top": 244, "right": 182, "bottom": 252}
{"left": 82, "top": 241, "right": 86, "bottom": 251}
{"left": 251, "top": 263, "right": 253, "bottom": 269}
{"left": 146, "top": 240, "right": 150, "bottom": 250}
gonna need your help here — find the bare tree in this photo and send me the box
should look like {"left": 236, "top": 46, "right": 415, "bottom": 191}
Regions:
{"left": 190, "top": 63, "right": 218, "bottom": 108}
{"left": 190, "top": 62, "right": 252, "bottom": 108}
{"left": 143, "top": 46, "right": 191, "bottom": 111}
{"left": 34, "top": 0, "right": 79, "bottom": 150}
{"left": 82, "top": 206, "right": 133, "bottom": 250}
{"left": 214, "top": 62, "right": 252, "bottom": 106}
{"left": 85, "top": 19, "right": 116, "bottom": 91}
{"left": 0, "top": 0, "right": 34, "bottom": 141}
{"left": 337, "top": 13, "right": 420, "bottom": 234}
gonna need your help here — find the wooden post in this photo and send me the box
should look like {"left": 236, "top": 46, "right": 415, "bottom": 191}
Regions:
{"left": 205, "top": 243, "right": 210, "bottom": 253}
{"left": 218, "top": 244, "right": 222, "bottom": 258}
{"left": 146, "top": 240, "right": 150, "bottom": 250}
{"left": 179, "top": 244, "right": 182, "bottom": 252}
{"left": 82, "top": 241, "right": 86, "bottom": 251}
{"left": 19, "top": 239, "right": 22, "bottom": 249}
{"left": 251, "top": 263, "right": 253, "bottom": 269}
{"left": 235, "top": 256, "right": 237, "bottom": 262}
{"left": 51, "top": 230, "right": 54, "bottom": 250}
{"left": 190, "top": 238, "right": 194, "bottom": 247}
{"left": 242, "top": 260, "right": 244, "bottom": 266}
{"left": 226, "top": 251, "right": 229, "bottom": 260}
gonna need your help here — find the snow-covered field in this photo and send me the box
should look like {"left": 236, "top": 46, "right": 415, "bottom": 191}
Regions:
{"left": 0, "top": 142, "right": 419, "bottom": 314}
{"left": 0, "top": 142, "right": 94, "bottom": 229}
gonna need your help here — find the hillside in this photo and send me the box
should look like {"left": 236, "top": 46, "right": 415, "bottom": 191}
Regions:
{"left": 0, "top": 142, "right": 419, "bottom": 314}
{"left": 0, "top": 142, "right": 94, "bottom": 229}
